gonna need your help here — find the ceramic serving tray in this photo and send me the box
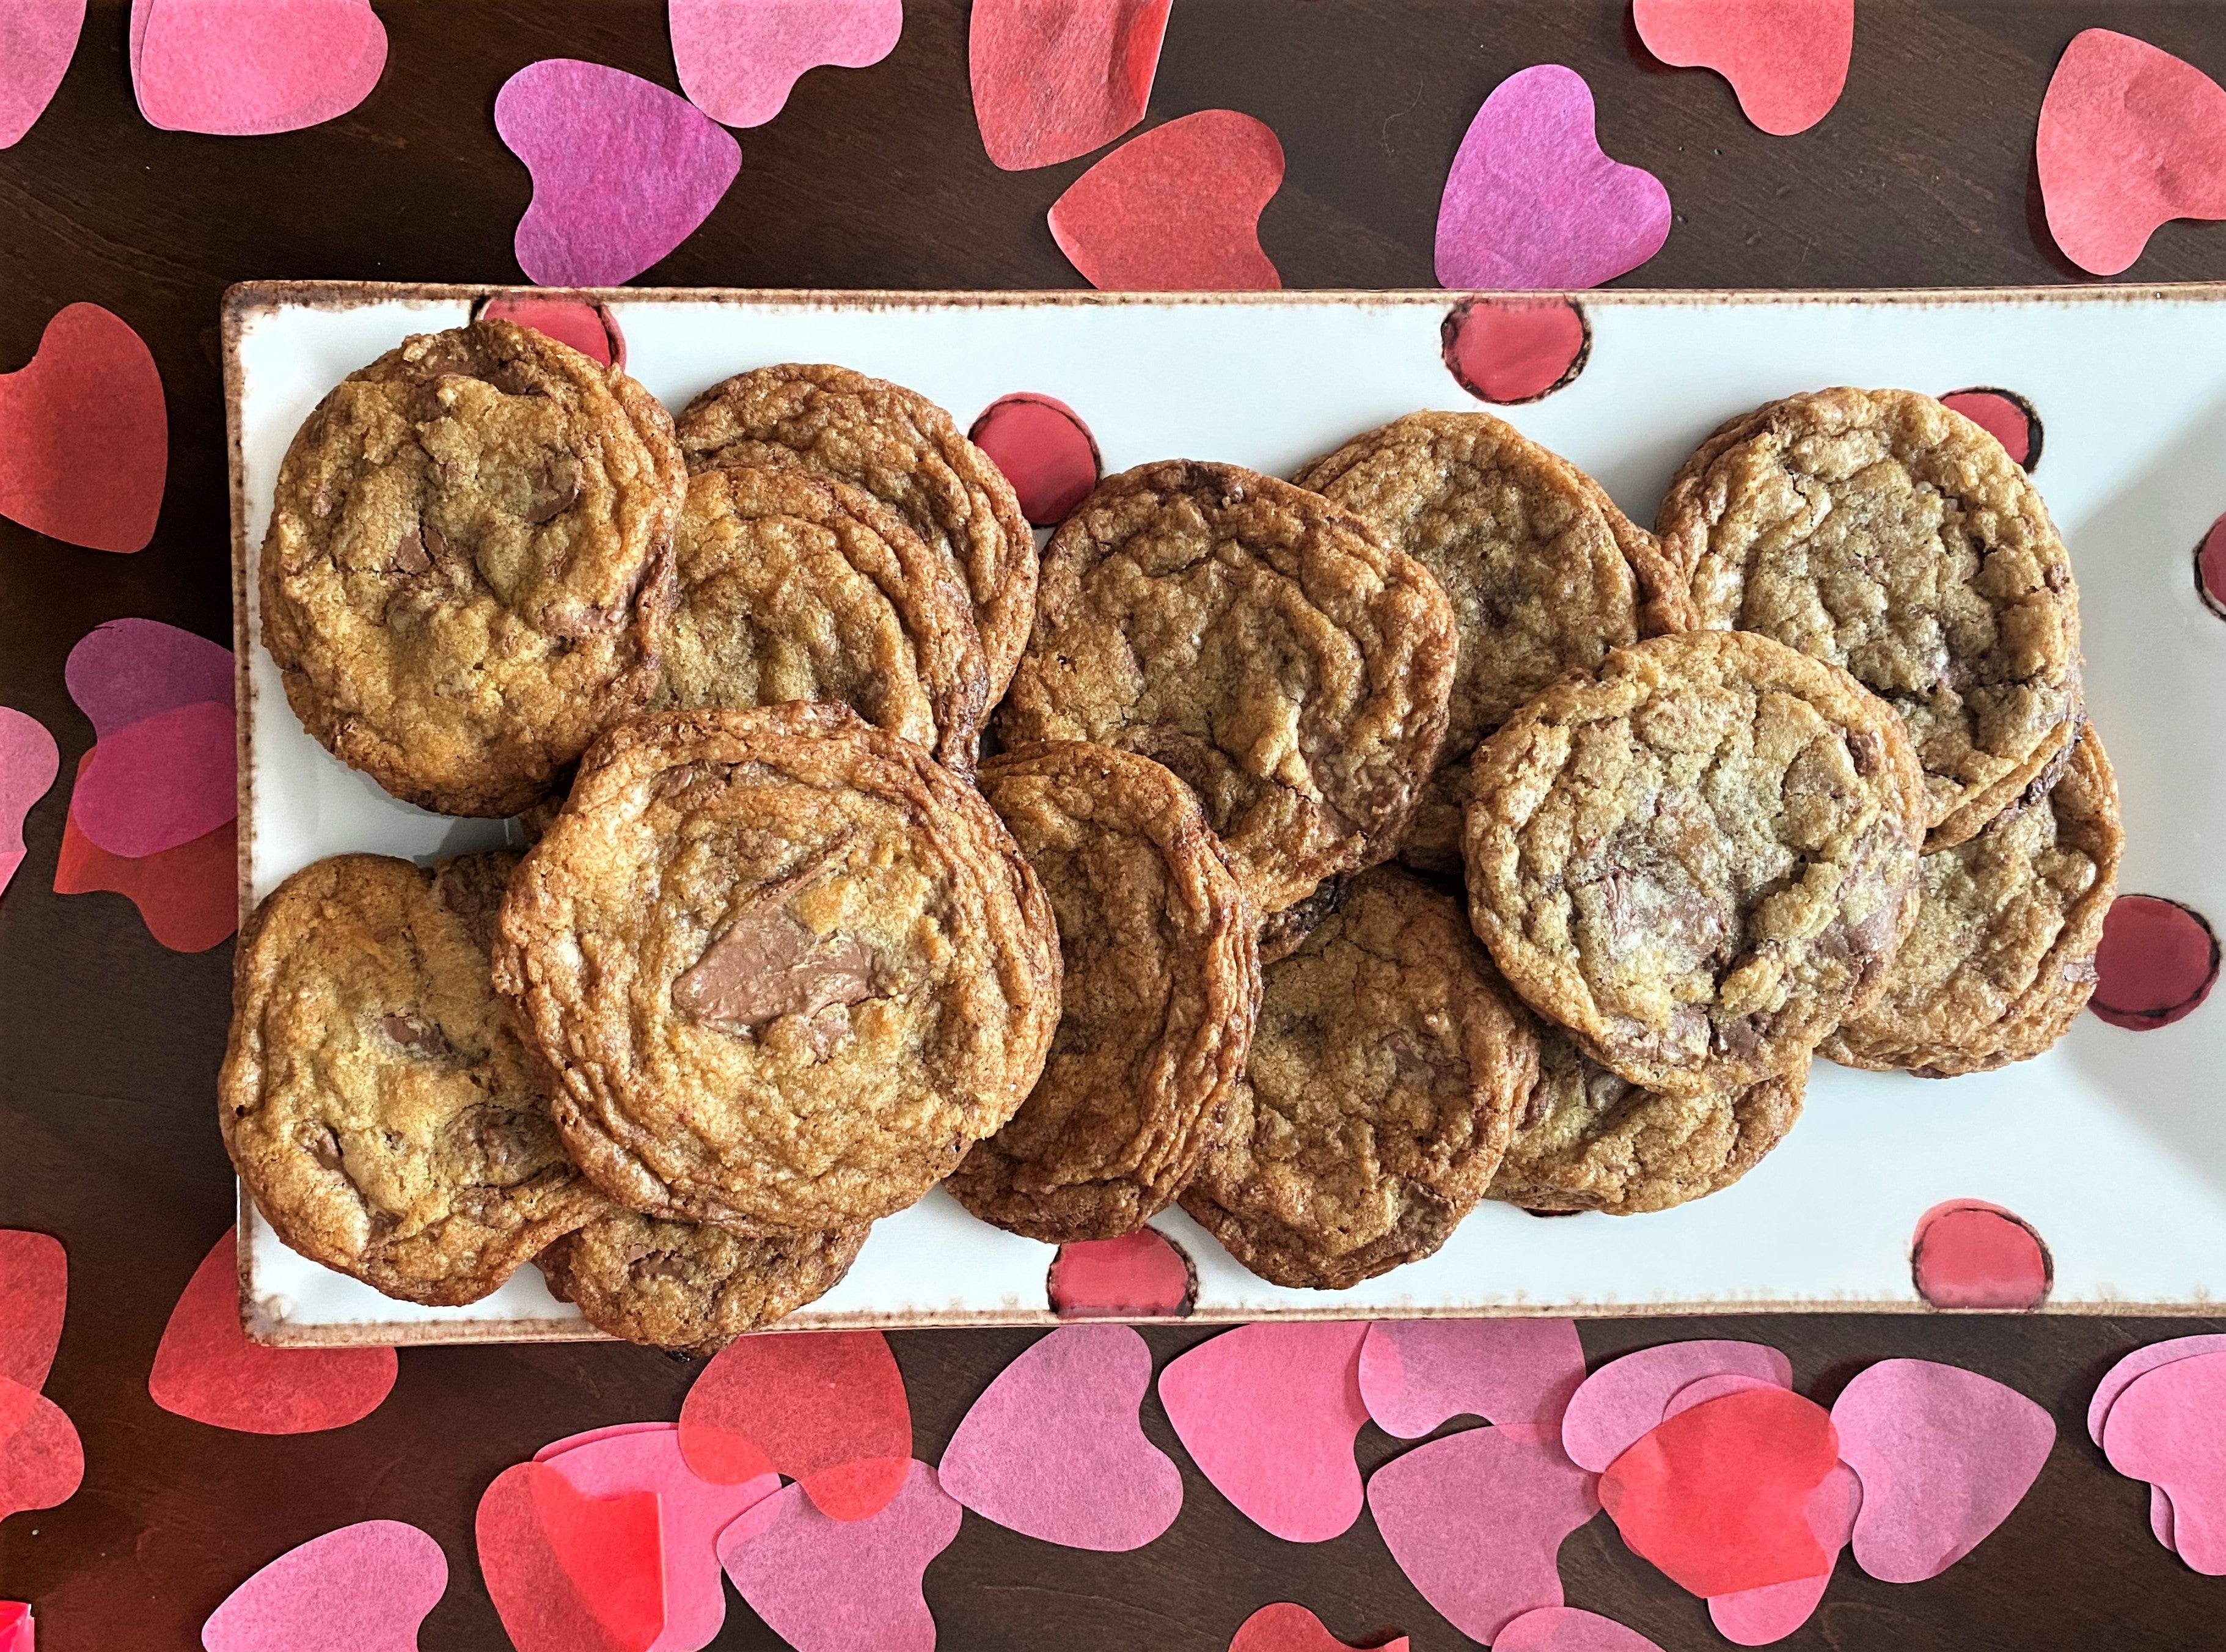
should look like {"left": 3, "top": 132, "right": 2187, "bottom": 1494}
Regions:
{"left": 224, "top": 280, "right": 2226, "bottom": 1346}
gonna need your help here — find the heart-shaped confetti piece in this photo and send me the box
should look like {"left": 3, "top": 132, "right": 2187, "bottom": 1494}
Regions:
{"left": 478, "top": 1461, "right": 666, "bottom": 1652}
{"left": 969, "top": 393, "right": 1102, "bottom": 529}
{"left": 0, "top": 0, "right": 84, "bottom": 148}
{"left": 1561, "top": 1339, "right": 1792, "bottom": 1472}
{"left": 1359, "top": 1317, "right": 1587, "bottom": 1436}
{"left": 1227, "top": 1602, "right": 1408, "bottom": 1652}
{"left": 495, "top": 59, "right": 742, "bottom": 287}
{"left": 1909, "top": 1199, "right": 2049, "bottom": 1310}
{"left": 2090, "top": 1336, "right": 2226, "bottom": 1446}
{"left": 0, "top": 1376, "right": 82, "bottom": 1522}
{"left": 475, "top": 295, "right": 624, "bottom": 370}
{"left": 2102, "top": 1350, "right": 2226, "bottom": 1574}
{"left": 679, "top": 1328, "right": 910, "bottom": 1520}
{"left": 0, "top": 1603, "right": 29, "bottom": 1652}
{"left": 130, "top": 0, "right": 387, "bottom": 136}
{"left": 0, "top": 711, "right": 59, "bottom": 903}
{"left": 534, "top": 1422, "right": 673, "bottom": 1463}
{"left": 670, "top": 0, "right": 901, "bottom": 130}
{"left": 970, "top": 0, "right": 1171, "bottom": 170}
{"left": 1707, "top": 1462, "right": 1860, "bottom": 1645}
{"left": 148, "top": 1229, "right": 396, "bottom": 1434}
{"left": 1496, "top": 1607, "right": 1666, "bottom": 1652}
{"left": 71, "top": 698, "right": 236, "bottom": 859}
{"left": 0, "top": 1230, "right": 65, "bottom": 1394}
{"left": 1631, "top": 0, "right": 1853, "bottom": 136}
{"left": 202, "top": 1520, "right": 447, "bottom": 1652}
{"left": 0, "top": 303, "right": 166, "bottom": 554}
{"left": 1049, "top": 109, "right": 1284, "bottom": 291}
{"left": 54, "top": 752, "right": 238, "bottom": 952}
{"left": 65, "top": 617, "right": 233, "bottom": 739}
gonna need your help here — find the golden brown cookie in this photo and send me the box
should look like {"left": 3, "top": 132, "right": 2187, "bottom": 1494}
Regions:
{"left": 1179, "top": 866, "right": 1537, "bottom": 1290}
{"left": 949, "top": 742, "right": 1259, "bottom": 1243}
{"left": 537, "top": 1210, "right": 866, "bottom": 1354}
{"left": 676, "top": 364, "right": 1035, "bottom": 704}
{"left": 1296, "top": 411, "right": 1691, "bottom": 874}
{"left": 260, "top": 320, "right": 684, "bottom": 817}
{"left": 997, "top": 460, "right": 1457, "bottom": 917}
{"left": 1823, "top": 726, "right": 2121, "bottom": 1075}
{"left": 1658, "top": 387, "right": 2082, "bottom": 849}
{"left": 492, "top": 703, "right": 1061, "bottom": 1235}
{"left": 1256, "top": 876, "right": 1345, "bottom": 966}
{"left": 219, "top": 851, "right": 601, "bottom": 1306}
{"left": 1464, "top": 630, "right": 1926, "bottom": 1096}
{"left": 650, "top": 463, "right": 989, "bottom": 774}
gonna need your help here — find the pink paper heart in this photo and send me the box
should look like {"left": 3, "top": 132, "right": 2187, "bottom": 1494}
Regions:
{"left": 1560, "top": 1340, "right": 1792, "bottom": 1472}
{"left": 1368, "top": 1422, "right": 1599, "bottom": 1642}
{"left": 2103, "top": 1350, "right": 2226, "bottom": 1574}
{"left": 1435, "top": 64, "right": 1671, "bottom": 290}
{"left": 717, "top": 1460, "right": 961, "bottom": 1652}
{"left": 0, "top": 710, "right": 59, "bottom": 902}
{"left": 496, "top": 59, "right": 741, "bottom": 288}
{"left": 1707, "top": 1462, "right": 1861, "bottom": 1645}
{"left": 534, "top": 1422, "right": 674, "bottom": 1463}
{"left": 475, "top": 295, "right": 625, "bottom": 370}
{"left": 0, "top": 304, "right": 166, "bottom": 554}
{"left": 131, "top": 0, "right": 386, "bottom": 136}
{"left": 71, "top": 698, "right": 236, "bottom": 858}
{"left": 65, "top": 618, "right": 233, "bottom": 739}
{"left": 1157, "top": 1321, "right": 1369, "bottom": 1543}
{"left": 1227, "top": 1602, "right": 1409, "bottom": 1652}
{"left": 1909, "top": 1198, "right": 2050, "bottom": 1310}
{"left": 1496, "top": 1607, "right": 1666, "bottom": 1652}
{"left": 201, "top": 1520, "right": 446, "bottom": 1652}
{"left": 938, "top": 1322, "right": 1181, "bottom": 1551}
{"left": 969, "top": 0, "right": 1171, "bottom": 170}
{"left": 0, "top": 1376, "right": 82, "bottom": 1522}
{"left": 1831, "top": 1358, "right": 2052, "bottom": 1584}
{"left": 1631, "top": 0, "right": 1854, "bottom": 137}
{"left": 1664, "top": 1372, "right": 1781, "bottom": 1419}
{"left": 2090, "top": 1337, "right": 2226, "bottom": 1446}
{"left": 671, "top": 0, "right": 901, "bottom": 130}
{"left": 0, "top": 0, "right": 84, "bottom": 148}
{"left": 1358, "top": 1317, "right": 1587, "bottom": 1437}
{"left": 2154, "top": 1483, "right": 2178, "bottom": 1553}
{"left": 1048, "top": 109, "right": 1284, "bottom": 291}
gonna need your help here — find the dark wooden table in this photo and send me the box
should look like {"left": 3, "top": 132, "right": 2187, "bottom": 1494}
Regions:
{"left": 5, "top": 4, "right": 2226, "bottom": 1648}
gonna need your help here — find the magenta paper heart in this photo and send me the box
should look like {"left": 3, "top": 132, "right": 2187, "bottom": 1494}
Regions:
{"left": 717, "top": 1460, "right": 960, "bottom": 1652}
{"left": 0, "top": 1376, "right": 82, "bottom": 1522}
{"left": 0, "top": 709, "right": 59, "bottom": 901}
{"left": 0, "top": 0, "right": 84, "bottom": 148}
{"left": 495, "top": 59, "right": 741, "bottom": 287}
{"left": 0, "top": 304, "right": 166, "bottom": 554}
{"left": 938, "top": 1323, "right": 1180, "bottom": 1551}
{"left": 2090, "top": 1335, "right": 2226, "bottom": 1446}
{"left": 1435, "top": 64, "right": 1671, "bottom": 290}
{"left": 202, "top": 1520, "right": 446, "bottom": 1652}
{"left": 65, "top": 618, "right": 233, "bottom": 738}
{"left": 1831, "top": 1358, "right": 2052, "bottom": 1584}
{"left": 1708, "top": 1462, "right": 1860, "bottom": 1646}
{"left": 1561, "top": 1340, "right": 1792, "bottom": 1472}
{"left": 131, "top": 0, "right": 387, "bottom": 136}
{"left": 1368, "top": 1422, "right": 1599, "bottom": 1643}
{"left": 1158, "top": 1321, "right": 1369, "bottom": 1542}
{"left": 671, "top": 0, "right": 901, "bottom": 129}
{"left": 1358, "top": 1317, "right": 1587, "bottom": 1436}
{"left": 72, "top": 698, "right": 235, "bottom": 858}
{"left": 1631, "top": 0, "right": 1854, "bottom": 137}
{"left": 1497, "top": 1608, "right": 1666, "bottom": 1652}
{"left": 2103, "top": 1350, "right": 2226, "bottom": 1574}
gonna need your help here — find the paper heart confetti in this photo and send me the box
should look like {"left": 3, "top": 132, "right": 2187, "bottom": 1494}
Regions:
{"left": 1441, "top": 296, "right": 1590, "bottom": 403}
{"left": 0, "top": 302, "right": 166, "bottom": 554}
{"left": 130, "top": 0, "right": 387, "bottom": 136}
{"left": 717, "top": 1460, "right": 961, "bottom": 1652}
{"left": 535, "top": 1422, "right": 674, "bottom": 1463}
{"left": 1938, "top": 388, "right": 2041, "bottom": 471}
{"left": 1369, "top": 1422, "right": 1599, "bottom": 1642}
{"left": 1561, "top": 1339, "right": 1792, "bottom": 1472}
{"left": 2090, "top": 1335, "right": 2226, "bottom": 1446}
{"left": 53, "top": 755, "right": 238, "bottom": 951}
{"left": 0, "top": 710, "right": 59, "bottom": 902}
{"left": 0, "top": 1230, "right": 65, "bottom": 1393}
{"left": 938, "top": 1323, "right": 1181, "bottom": 1551}
{"left": 1359, "top": 1317, "right": 1587, "bottom": 1436}
{"left": 1049, "top": 109, "right": 1284, "bottom": 291}
{"left": 1909, "top": 1199, "right": 2050, "bottom": 1310}
{"left": 2102, "top": 1350, "right": 2226, "bottom": 1573}
{"left": 970, "top": 0, "right": 1171, "bottom": 170}
{"left": 1496, "top": 1607, "right": 1666, "bottom": 1652}
{"left": 0, "top": 0, "right": 84, "bottom": 148}
{"left": 968, "top": 393, "right": 1102, "bottom": 528}
{"left": 0, "top": 1603, "right": 28, "bottom": 1652}
{"left": 72, "top": 698, "right": 235, "bottom": 858}
{"left": 1436, "top": 65, "right": 1671, "bottom": 290}
{"left": 495, "top": 59, "right": 742, "bottom": 288}
{"left": 1226, "top": 1603, "right": 1408, "bottom": 1652}
{"left": 202, "top": 1520, "right": 447, "bottom": 1652}
{"left": 148, "top": 1229, "right": 396, "bottom": 1433}
{"left": 671, "top": 0, "right": 901, "bottom": 130}
{"left": 1630, "top": 0, "right": 1854, "bottom": 136}
{"left": 475, "top": 295, "right": 624, "bottom": 370}
{"left": 0, "top": 1376, "right": 82, "bottom": 1522}
{"left": 2037, "top": 29, "right": 2226, "bottom": 278}
{"left": 478, "top": 1461, "right": 666, "bottom": 1652}
{"left": 2091, "top": 894, "right": 2219, "bottom": 1030}
{"left": 1707, "top": 1462, "right": 1860, "bottom": 1645}
{"left": 65, "top": 616, "right": 233, "bottom": 737}
{"left": 679, "top": 1328, "right": 910, "bottom": 1519}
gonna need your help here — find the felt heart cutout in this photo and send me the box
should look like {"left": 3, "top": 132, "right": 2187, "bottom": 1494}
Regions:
{"left": 0, "top": 303, "right": 166, "bottom": 554}
{"left": 1496, "top": 1608, "right": 1666, "bottom": 1652}
{"left": 671, "top": 0, "right": 901, "bottom": 130}
{"left": 938, "top": 1322, "right": 1181, "bottom": 1551}
{"left": 0, "top": 712, "right": 59, "bottom": 904}
{"left": 0, "top": 0, "right": 84, "bottom": 148}
{"left": 2037, "top": 29, "right": 2226, "bottom": 278}
{"left": 1631, "top": 0, "right": 1854, "bottom": 136}
{"left": 2103, "top": 1350, "right": 2226, "bottom": 1574}
{"left": 1435, "top": 65, "right": 1671, "bottom": 290}
{"left": 1049, "top": 109, "right": 1284, "bottom": 291}
{"left": 1226, "top": 1602, "right": 1408, "bottom": 1652}
{"left": 478, "top": 1461, "right": 666, "bottom": 1652}
{"left": 496, "top": 59, "right": 741, "bottom": 288}
{"left": 0, "top": 1231, "right": 65, "bottom": 1395}
{"left": 148, "top": 1229, "right": 395, "bottom": 1433}
{"left": 717, "top": 1460, "right": 961, "bottom": 1652}
{"left": 201, "top": 1520, "right": 447, "bottom": 1652}
{"left": 679, "top": 1328, "right": 910, "bottom": 1519}
{"left": 970, "top": 0, "right": 1172, "bottom": 169}
{"left": 0, "top": 1376, "right": 81, "bottom": 1522}
{"left": 65, "top": 617, "right": 234, "bottom": 738}
{"left": 1368, "top": 1422, "right": 1600, "bottom": 1642}
{"left": 1359, "top": 1316, "right": 1587, "bottom": 1436}
{"left": 130, "top": 0, "right": 387, "bottom": 136}
{"left": 54, "top": 751, "right": 238, "bottom": 952}
{"left": 1158, "top": 1321, "right": 1369, "bottom": 1543}
{"left": 1707, "top": 1462, "right": 1861, "bottom": 1645}
{"left": 969, "top": 395, "right": 1103, "bottom": 530}
{"left": 1561, "top": 1339, "right": 1792, "bottom": 1472}
{"left": 2090, "top": 1335, "right": 2226, "bottom": 1446}
{"left": 71, "top": 699, "right": 236, "bottom": 858}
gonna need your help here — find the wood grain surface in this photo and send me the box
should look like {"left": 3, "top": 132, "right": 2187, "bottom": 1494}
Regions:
{"left": 5, "top": 4, "right": 2226, "bottom": 1648}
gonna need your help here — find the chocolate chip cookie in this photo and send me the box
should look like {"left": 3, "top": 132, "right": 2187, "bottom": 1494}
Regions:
{"left": 1179, "top": 866, "right": 1537, "bottom": 1290}
{"left": 676, "top": 364, "right": 1036, "bottom": 704}
{"left": 948, "top": 742, "right": 1260, "bottom": 1243}
{"left": 1823, "top": 726, "right": 2121, "bottom": 1076}
{"left": 997, "top": 460, "right": 1457, "bottom": 917}
{"left": 1658, "top": 387, "right": 2083, "bottom": 849}
{"left": 492, "top": 702, "right": 1061, "bottom": 1235}
{"left": 261, "top": 320, "right": 684, "bottom": 817}
{"left": 1464, "top": 630, "right": 1926, "bottom": 1096}
{"left": 537, "top": 1210, "right": 866, "bottom": 1354}
{"left": 651, "top": 463, "right": 989, "bottom": 773}
{"left": 219, "top": 851, "right": 601, "bottom": 1305}
{"left": 1296, "top": 411, "right": 1691, "bottom": 874}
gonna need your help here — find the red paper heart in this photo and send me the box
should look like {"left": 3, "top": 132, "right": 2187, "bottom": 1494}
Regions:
{"left": 1049, "top": 109, "right": 1283, "bottom": 291}
{"left": 0, "top": 1376, "right": 83, "bottom": 1522}
{"left": 1598, "top": 1386, "right": 1839, "bottom": 1598}
{"left": 1631, "top": 0, "right": 1853, "bottom": 137}
{"left": 0, "top": 1230, "right": 65, "bottom": 1394}
{"left": 0, "top": 303, "right": 166, "bottom": 553}
{"left": 678, "top": 1329, "right": 910, "bottom": 1519}
{"left": 475, "top": 294, "right": 624, "bottom": 370}
{"left": 1228, "top": 1602, "right": 1410, "bottom": 1652}
{"left": 147, "top": 1228, "right": 395, "bottom": 1434}
{"left": 1910, "top": 1199, "right": 2050, "bottom": 1310}
{"left": 2092, "top": 894, "right": 2220, "bottom": 1030}
{"left": 969, "top": 393, "right": 1102, "bottom": 528}
{"left": 53, "top": 750, "right": 239, "bottom": 952}
{"left": 477, "top": 1460, "right": 665, "bottom": 1652}
{"left": 969, "top": 0, "right": 1172, "bottom": 170}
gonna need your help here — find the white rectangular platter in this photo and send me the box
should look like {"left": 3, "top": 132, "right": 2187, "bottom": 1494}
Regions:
{"left": 226, "top": 282, "right": 2226, "bottom": 1345}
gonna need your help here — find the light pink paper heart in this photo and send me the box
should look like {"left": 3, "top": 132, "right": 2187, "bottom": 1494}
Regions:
{"left": 1496, "top": 1607, "right": 1666, "bottom": 1652}
{"left": 1157, "top": 1321, "right": 1369, "bottom": 1543}
{"left": 2089, "top": 1335, "right": 2226, "bottom": 1446}
{"left": 0, "top": 709, "right": 59, "bottom": 900}
{"left": 201, "top": 1520, "right": 446, "bottom": 1652}
{"left": 65, "top": 618, "right": 233, "bottom": 739}
{"left": 1367, "top": 1422, "right": 1599, "bottom": 1643}
{"left": 0, "top": 0, "right": 84, "bottom": 148}
{"left": 1707, "top": 1462, "right": 1861, "bottom": 1645}
{"left": 1664, "top": 1372, "right": 1780, "bottom": 1419}
{"left": 131, "top": 0, "right": 387, "bottom": 136}
{"left": 938, "top": 1322, "right": 1180, "bottom": 1551}
{"left": 2103, "top": 1350, "right": 2226, "bottom": 1574}
{"left": 71, "top": 698, "right": 235, "bottom": 858}
{"left": 1832, "top": 1358, "right": 2052, "bottom": 1584}
{"left": 1561, "top": 1340, "right": 1792, "bottom": 1472}
{"left": 671, "top": 0, "right": 901, "bottom": 129}
{"left": 1359, "top": 1318, "right": 1587, "bottom": 1436}
{"left": 717, "top": 1460, "right": 960, "bottom": 1652}
{"left": 495, "top": 59, "right": 742, "bottom": 287}
{"left": 1435, "top": 64, "right": 1671, "bottom": 290}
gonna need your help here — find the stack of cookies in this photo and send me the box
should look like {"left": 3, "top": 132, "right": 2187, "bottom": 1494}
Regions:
{"left": 221, "top": 319, "right": 2120, "bottom": 1347}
